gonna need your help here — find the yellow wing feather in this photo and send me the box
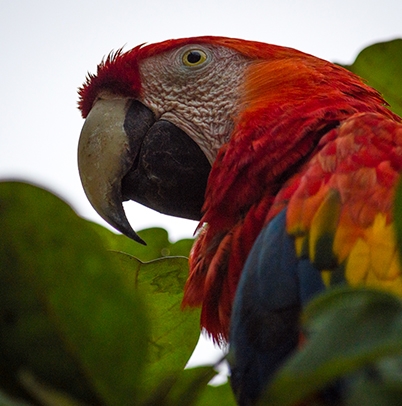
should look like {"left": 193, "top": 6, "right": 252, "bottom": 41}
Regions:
{"left": 284, "top": 113, "right": 402, "bottom": 294}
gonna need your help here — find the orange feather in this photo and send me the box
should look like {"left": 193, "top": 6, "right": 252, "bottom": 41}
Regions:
{"left": 181, "top": 40, "right": 401, "bottom": 342}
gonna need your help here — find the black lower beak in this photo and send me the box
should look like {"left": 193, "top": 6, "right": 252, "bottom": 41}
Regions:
{"left": 122, "top": 102, "right": 211, "bottom": 221}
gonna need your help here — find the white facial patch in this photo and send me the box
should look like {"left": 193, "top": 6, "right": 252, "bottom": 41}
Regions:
{"left": 138, "top": 44, "right": 251, "bottom": 164}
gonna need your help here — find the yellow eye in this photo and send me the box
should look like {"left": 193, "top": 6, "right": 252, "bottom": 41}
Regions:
{"left": 182, "top": 49, "right": 208, "bottom": 67}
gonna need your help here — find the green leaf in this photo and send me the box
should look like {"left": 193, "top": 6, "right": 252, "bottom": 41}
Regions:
{"left": 17, "top": 371, "right": 87, "bottom": 406}
{"left": 345, "top": 356, "right": 402, "bottom": 406}
{"left": 0, "top": 181, "right": 149, "bottom": 405}
{"left": 168, "top": 367, "right": 217, "bottom": 406}
{"left": 89, "top": 222, "right": 194, "bottom": 262}
{"left": 262, "top": 287, "right": 402, "bottom": 406}
{"left": 112, "top": 253, "right": 201, "bottom": 403}
{"left": 144, "top": 367, "right": 236, "bottom": 406}
{"left": 142, "top": 366, "right": 217, "bottom": 406}
{"left": 0, "top": 389, "right": 30, "bottom": 406}
{"left": 343, "top": 39, "right": 402, "bottom": 117}
{"left": 194, "top": 383, "right": 237, "bottom": 406}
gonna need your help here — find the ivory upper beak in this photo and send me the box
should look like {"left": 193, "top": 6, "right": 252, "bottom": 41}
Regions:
{"left": 78, "top": 98, "right": 145, "bottom": 244}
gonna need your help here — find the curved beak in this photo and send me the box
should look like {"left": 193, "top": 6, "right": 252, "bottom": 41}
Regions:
{"left": 78, "top": 99, "right": 211, "bottom": 243}
{"left": 78, "top": 98, "right": 147, "bottom": 243}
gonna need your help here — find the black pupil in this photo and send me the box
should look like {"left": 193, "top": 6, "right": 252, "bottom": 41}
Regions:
{"left": 187, "top": 51, "right": 202, "bottom": 64}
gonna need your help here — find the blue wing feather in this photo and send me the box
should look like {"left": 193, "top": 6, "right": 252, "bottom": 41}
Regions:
{"left": 229, "top": 209, "right": 325, "bottom": 404}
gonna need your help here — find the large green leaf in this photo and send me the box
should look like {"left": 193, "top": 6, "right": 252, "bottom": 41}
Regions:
{"left": 143, "top": 366, "right": 217, "bottom": 406}
{"left": 113, "top": 253, "right": 201, "bottom": 403}
{"left": 0, "top": 181, "right": 149, "bottom": 405}
{"left": 194, "top": 382, "right": 237, "bottom": 406}
{"left": 261, "top": 288, "right": 402, "bottom": 406}
{"left": 343, "top": 39, "right": 402, "bottom": 117}
{"left": 345, "top": 356, "right": 402, "bottom": 406}
{"left": 3, "top": 372, "right": 87, "bottom": 406}
{"left": 90, "top": 221, "right": 194, "bottom": 262}
{"left": 0, "top": 389, "right": 30, "bottom": 406}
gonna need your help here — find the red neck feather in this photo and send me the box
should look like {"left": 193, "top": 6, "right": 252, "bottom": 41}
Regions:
{"left": 183, "top": 53, "right": 396, "bottom": 342}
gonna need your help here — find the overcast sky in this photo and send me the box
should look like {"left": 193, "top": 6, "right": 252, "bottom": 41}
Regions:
{"left": 2, "top": 0, "right": 402, "bottom": 374}
{"left": 2, "top": 0, "right": 402, "bottom": 242}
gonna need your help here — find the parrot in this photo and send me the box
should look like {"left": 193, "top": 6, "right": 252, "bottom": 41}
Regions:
{"left": 77, "top": 36, "right": 402, "bottom": 405}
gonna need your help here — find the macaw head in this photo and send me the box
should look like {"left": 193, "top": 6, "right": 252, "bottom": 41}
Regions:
{"left": 79, "top": 37, "right": 259, "bottom": 242}
{"left": 78, "top": 36, "right": 339, "bottom": 243}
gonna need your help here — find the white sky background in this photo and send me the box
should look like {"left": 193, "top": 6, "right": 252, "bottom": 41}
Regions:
{"left": 2, "top": 0, "right": 402, "bottom": 240}
{"left": 1, "top": 0, "right": 402, "bottom": 374}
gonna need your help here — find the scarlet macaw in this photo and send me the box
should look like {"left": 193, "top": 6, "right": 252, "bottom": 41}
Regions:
{"left": 77, "top": 37, "right": 402, "bottom": 404}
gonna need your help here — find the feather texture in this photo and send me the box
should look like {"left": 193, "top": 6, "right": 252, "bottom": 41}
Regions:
{"left": 229, "top": 112, "right": 402, "bottom": 404}
{"left": 286, "top": 113, "right": 402, "bottom": 290}
{"left": 182, "top": 39, "right": 401, "bottom": 341}
{"left": 229, "top": 209, "right": 325, "bottom": 404}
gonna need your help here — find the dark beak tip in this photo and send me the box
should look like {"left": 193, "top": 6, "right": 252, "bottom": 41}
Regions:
{"left": 112, "top": 219, "right": 147, "bottom": 245}
{"left": 101, "top": 204, "right": 147, "bottom": 245}
{"left": 131, "top": 232, "right": 147, "bottom": 246}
